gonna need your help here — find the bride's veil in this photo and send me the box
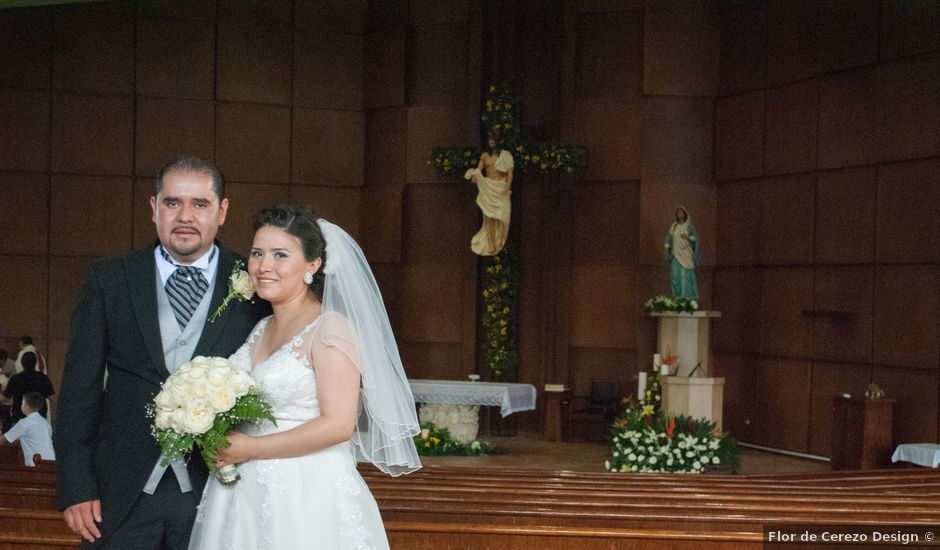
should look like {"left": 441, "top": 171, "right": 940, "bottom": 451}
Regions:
{"left": 317, "top": 219, "right": 421, "bottom": 476}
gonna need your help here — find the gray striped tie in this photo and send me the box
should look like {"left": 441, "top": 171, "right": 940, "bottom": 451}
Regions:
{"left": 166, "top": 266, "right": 209, "bottom": 329}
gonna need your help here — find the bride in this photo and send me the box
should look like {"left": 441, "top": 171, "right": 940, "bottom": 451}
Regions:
{"left": 188, "top": 204, "right": 421, "bottom": 550}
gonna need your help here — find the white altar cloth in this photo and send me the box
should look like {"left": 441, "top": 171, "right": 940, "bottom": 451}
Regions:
{"left": 409, "top": 379, "right": 537, "bottom": 417}
{"left": 891, "top": 443, "right": 940, "bottom": 468}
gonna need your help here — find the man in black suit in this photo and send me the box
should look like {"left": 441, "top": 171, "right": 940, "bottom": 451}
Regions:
{"left": 54, "top": 156, "right": 270, "bottom": 549}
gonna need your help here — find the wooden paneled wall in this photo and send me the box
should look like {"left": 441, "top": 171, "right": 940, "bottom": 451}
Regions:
{"left": 713, "top": 0, "right": 940, "bottom": 454}
{"left": 0, "top": 0, "right": 368, "bottom": 396}
{"left": 1, "top": 0, "right": 937, "bottom": 457}
{"left": 362, "top": 0, "right": 720, "bottom": 434}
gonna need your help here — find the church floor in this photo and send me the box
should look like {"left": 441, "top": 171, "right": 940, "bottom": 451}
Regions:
{"left": 418, "top": 432, "right": 833, "bottom": 475}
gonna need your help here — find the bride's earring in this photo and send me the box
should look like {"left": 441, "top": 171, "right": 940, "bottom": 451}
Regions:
{"left": 303, "top": 272, "right": 314, "bottom": 285}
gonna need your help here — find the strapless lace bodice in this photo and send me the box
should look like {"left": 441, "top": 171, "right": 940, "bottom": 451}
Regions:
{"left": 229, "top": 316, "right": 321, "bottom": 422}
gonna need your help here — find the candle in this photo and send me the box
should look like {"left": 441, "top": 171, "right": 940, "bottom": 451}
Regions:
{"left": 653, "top": 353, "right": 662, "bottom": 367}
{"left": 637, "top": 372, "right": 647, "bottom": 399}
{"left": 660, "top": 363, "right": 669, "bottom": 376}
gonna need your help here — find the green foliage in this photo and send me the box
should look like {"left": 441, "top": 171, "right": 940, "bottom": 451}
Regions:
{"left": 428, "top": 83, "right": 587, "bottom": 179}
{"left": 481, "top": 84, "right": 521, "bottom": 148}
{"left": 513, "top": 141, "right": 587, "bottom": 175}
{"left": 644, "top": 295, "right": 699, "bottom": 313}
{"left": 414, "top": 422, "right": 492, "bottom": 456}
{"left": 429, "top": 146, "right": 479, "bottom": 177}
{"left": 481, "top": 250, "right": 518, "bottom": 382}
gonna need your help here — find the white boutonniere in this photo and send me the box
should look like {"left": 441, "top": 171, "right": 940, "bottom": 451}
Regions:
{"left": 209, "top": 260, "right": 255, "bottom": 322}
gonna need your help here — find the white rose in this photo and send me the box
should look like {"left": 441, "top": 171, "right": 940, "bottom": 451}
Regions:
{"left": 208, "top": 387, "right": 236, "bottom": 413}
{"left": 231, "top": 271, "right": 255, "bottom": 300}
{"left": 154, "top": 388, "right": 175, "bottom": 410}
{"left": 230, "top": 369, "right": 253, "bottom": 396}
{"left": 168, "top": 381, "right": 192, "bottom": 407}
{"left": 190, "top": 381, "right": 210, "bottom": 400}
{"left": 182, "top": 401, "right": 215, "bottom": 435}
{"left": 206, "top": 365, "right": 233, "bottom": 388}
{"left": 186, "top": 363, "right": 208, "bottom": 381}
{"left": 168, "top": 409, "right": 189, "bottom": 432}
{"left": 154, "top": 407, "right": 175, "bottom": 430}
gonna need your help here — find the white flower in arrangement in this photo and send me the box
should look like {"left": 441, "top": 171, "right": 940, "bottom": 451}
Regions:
{"left": 183, "top": 401, "right": 215, "bottom": 435}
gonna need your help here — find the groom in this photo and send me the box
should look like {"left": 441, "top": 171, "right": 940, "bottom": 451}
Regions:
{"left": 55, "top": 155, "right": 270, "bottom": 549}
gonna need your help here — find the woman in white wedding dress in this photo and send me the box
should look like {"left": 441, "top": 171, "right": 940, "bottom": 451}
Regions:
{"left": 189, "top": 205, "right": 421, "bottom": 550}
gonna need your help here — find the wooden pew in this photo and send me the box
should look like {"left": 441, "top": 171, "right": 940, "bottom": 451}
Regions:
{"left": 365, "top": 465, "right": 940, "bottom": 549}
{"left": 3, "top": 461, "right": 940, "bottom": 549}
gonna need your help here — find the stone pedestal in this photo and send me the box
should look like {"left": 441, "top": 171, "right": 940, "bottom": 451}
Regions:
{"left": 661, "top": 376, "right": 725, "bottom": 429}
{"left": 651, "top": 310, "right": 721, "bottom": 376}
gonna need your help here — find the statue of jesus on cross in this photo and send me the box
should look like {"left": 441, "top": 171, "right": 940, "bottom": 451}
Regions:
{"left": 465, "top": 131, "right": 514, "bottom": 256}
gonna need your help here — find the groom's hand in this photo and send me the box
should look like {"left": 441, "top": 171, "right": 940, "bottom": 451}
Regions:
{"left": 64, "top": 500, "right": 102, "bottom": 542}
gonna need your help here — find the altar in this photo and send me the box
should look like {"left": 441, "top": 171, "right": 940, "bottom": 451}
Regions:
{"left": 409, "top": 379, "right": 537, "bottom": 443}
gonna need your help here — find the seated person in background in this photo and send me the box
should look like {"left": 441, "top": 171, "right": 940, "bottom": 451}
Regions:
{"left": 0, "top": 353, "right": 9, "bottom": 433}
{"left": 0, "top": 391, "right": 55, "bottom": 466}
{"left": 0, "top": 349, "right": 14, "bottom": 378}
{"left": 3, "top": 352, "right": 54, "bottom": 425}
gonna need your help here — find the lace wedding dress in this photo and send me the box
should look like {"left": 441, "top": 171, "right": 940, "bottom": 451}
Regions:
{"left": 188, "top": 314, "right": 389, "bottom": 550}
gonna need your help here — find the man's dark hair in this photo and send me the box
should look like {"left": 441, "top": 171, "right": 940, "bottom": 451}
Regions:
{"left": 155, "top": 155, "right": 225, "bottom": 201}
{"left": 22, "top": 391, "right": 45, "bottom": 411}
{"left": 21, "top": 352, "right": 37, "bottom": 372}
{"left": 0, "top": 349, "right": 6, "bottom": 361}
{"left": 19, "top": 336, "right": 32, "bottom": 346}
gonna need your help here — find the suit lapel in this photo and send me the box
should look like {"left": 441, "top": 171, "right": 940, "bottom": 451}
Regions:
{"left": 125, "top": 247, "right": 169, "bottom": 378}
{"left": 193, "top": 247, "right": 235, "bottom": 358}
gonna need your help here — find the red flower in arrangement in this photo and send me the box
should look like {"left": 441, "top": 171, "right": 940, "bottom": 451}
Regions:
{"left": 665, "top": 416, "right": 676, "bottom": 438}
{"left": 644, "top": 415, "right": 654, "bottom": 427}
{"left": 661, "top": 353, "right": 678, "bottom": 366}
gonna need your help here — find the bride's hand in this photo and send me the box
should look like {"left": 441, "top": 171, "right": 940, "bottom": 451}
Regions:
{"left": 216, "top": 432, "right": 257, "bottom": 466}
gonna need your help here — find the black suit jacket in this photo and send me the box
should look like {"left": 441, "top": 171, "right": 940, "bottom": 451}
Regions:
{"left": 54, "top": 245, "right": 270, "bottom": 542}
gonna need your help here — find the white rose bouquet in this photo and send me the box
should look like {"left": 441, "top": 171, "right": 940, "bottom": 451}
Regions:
{"left": 149, "top": 356, "right": 275, "bottom": 485}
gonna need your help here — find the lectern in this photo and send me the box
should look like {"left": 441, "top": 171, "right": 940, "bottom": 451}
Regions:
{"left": 831, "top": 396, "right": 896, "bottom": 470}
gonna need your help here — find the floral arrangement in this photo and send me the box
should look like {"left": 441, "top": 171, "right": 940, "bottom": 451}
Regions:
{"left": 429, "top": 146, "right": 479, "bottom": 177}
{"left": 481, "top": 84, "right": 521, "bottom": 147}
{"left": 414, "top": 422, "right": 491, "bottom": 456}
{"left": 481, "top": 250, "right": 517, "bottom": 382}
{"left": 209, "top": 260, "right": 255, "bottom": 322}
{"left": 606, "top": 371, "right": 739, "bottom": 474}
{"left": 644, "top": 295, "right": 699, "bottom": 314}
{"left": 428, "top": 84, "right": 587, "bottom": 178}
{"left": 513, "top": 141, "right": 587, "bottom": 175}
{"left": 149, "top": 356, "right": 275, "bottom": 485}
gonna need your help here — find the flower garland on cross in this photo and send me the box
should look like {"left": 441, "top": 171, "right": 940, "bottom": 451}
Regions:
{"left": 428, "top": 84, "right": 587, "bottom": 382}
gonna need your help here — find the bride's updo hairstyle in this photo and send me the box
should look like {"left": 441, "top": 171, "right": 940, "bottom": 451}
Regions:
{"left": 253, "top": 204, "right": 327, "bottom": 300}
